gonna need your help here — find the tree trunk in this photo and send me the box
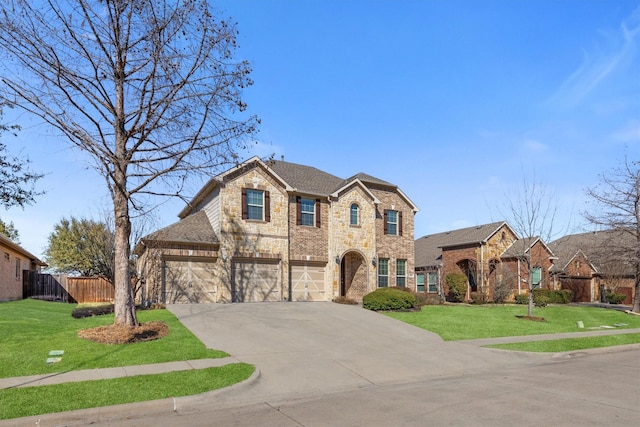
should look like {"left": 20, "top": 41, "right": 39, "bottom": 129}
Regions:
{"left": 113, "top": 185, "right": 138, "bottom": 327}
{"left": 633, "top": 261, "right": 640, "bottom": 313}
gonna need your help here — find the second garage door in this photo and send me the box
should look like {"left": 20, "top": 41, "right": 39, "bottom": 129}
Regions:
{"left": 232, "top": 260, "right": 281, "bottom": 302}
{"left": 291, "top": 264, "right": 326, "bottom": 301}
{"left": 163, "top": 260, "right": 217, "bottom": 303}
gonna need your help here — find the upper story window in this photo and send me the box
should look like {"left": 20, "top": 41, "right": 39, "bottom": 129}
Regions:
{"left": 350, "top": 203, "right": 359, "bottom": 226}
{"left": 242, "top": 188, "right": 270, "bottom": 222}
{"left": 377, "top": 258, "right": 389, "bottom": 287}
{"left": 297, "top": 197, "right": 321, "bottom": 227}
{"left": 396, "top": 259, "right": 407, "bottom": 287}
{"left": 384, "top": 209, "right": 402, "bottom": 236}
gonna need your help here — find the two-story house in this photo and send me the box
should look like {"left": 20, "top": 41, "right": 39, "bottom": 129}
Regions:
{"left": 135, "top": 157, "right": 418, "bottom": 303}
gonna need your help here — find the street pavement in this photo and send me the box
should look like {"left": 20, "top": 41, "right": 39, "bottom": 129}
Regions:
{"left": 1, "top": 302, "right": 639, "bottom": 426}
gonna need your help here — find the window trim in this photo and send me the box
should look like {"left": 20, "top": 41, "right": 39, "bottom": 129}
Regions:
{"left": 242, "top": 188, "right": 270, "bottom": 222}
{"left": 396, "top": 259, "right": 406, "bottom": 287}
{"left": 350, "top": 203, "right": 359, "bottom": 226}
{"left": 377, "top": 258, "right": 389, "bottom": 287}
{"left": 427, "top": 272, "right": 438, "bottom": 293}
{"left": 383, "top": 209, "right": 403, "bottom": 236}
{"left": 296, "top": 196, "right": 321, "bottom": 227}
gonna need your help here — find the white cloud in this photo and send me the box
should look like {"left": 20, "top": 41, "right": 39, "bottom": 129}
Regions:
{"left": 523, "top": 139, "right": 549, "bottom": 152}
{"left": 547, "top": 5, "right": 640, "bottom": 108}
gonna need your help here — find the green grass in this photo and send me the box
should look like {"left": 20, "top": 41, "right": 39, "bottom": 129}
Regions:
{"left": 0, "top": 363, "right": 254, "bottom": 420}
{"left": 0, "top": 299, "right": 228, "bottom": 378}
{"left": 386, "top": 305, "right": 640, "bottom": 341}
{"left": 488, "top": 333, "right": 640, "bottom": 352}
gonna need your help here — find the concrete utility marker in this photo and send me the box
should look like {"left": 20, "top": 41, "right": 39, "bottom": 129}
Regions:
{"left": 45, "top": 350, "right": 64, "bottom": 364}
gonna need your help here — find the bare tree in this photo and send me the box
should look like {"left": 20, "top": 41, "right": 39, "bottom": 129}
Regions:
{"left": 502, "top": 172, "right": 561, "bottom": 317}
{"left": 0, "top": 0, "right": 258, "bottom": 326}
{"left": 0, "top": 103, "right": 43, "bottom": 209}
{"left": 584, "top": 158, "right": 640, "bottom": 313}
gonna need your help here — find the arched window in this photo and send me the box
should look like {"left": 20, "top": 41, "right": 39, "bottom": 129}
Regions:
{"left": 350, "top": 203, "right": 359, "bottom": 225}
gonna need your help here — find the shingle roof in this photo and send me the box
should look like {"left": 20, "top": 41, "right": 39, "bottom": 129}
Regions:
{"left": 141, "top": 210, "right": 218, "bottom": 245}
{"left": 548, "top": 229, "right": 635, "bottom": 274}
{"left": 415, "top": 221, "right": 509, "bottom": 268}
{"left": 344, "top": 172, "right": 396, "bottom": 188}
{"left": 267, "top": 160, "right": 344, "bottom": 196}
{"left": 0, "top": 233, "right": 47, "bottom": 266}
{"left": 502, "top": 237, "right": 541, "bottom": 258}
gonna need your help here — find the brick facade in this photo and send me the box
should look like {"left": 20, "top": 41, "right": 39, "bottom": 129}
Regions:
{"left": 137, "top": 157, "right": 418, "bottom": 303}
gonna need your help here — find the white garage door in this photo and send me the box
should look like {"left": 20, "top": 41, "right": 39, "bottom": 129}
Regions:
{"left": 232, "top": 260, "right": 281, "bottom": 302}
{"left": 291, "top": 264, "right": 326, "bottom": 301}
{"left": 163, "top": 260, "right": 217, "bottom": 303}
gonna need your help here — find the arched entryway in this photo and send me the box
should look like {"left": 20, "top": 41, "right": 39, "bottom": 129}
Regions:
{"left": 339, "top": 251, "right": 369, "bottom": 300}
{"left": 456, "top": 258, "right": 478, "bottom": 300}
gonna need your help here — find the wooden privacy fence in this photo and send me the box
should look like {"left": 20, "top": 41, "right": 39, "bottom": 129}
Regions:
{"left": 23, "top": 272, "right": 114, "bottom": 303}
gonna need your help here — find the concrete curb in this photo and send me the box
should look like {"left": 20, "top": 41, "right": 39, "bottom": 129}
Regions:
{"left": 0, "top": 366, "right": 261, "bottom": 427}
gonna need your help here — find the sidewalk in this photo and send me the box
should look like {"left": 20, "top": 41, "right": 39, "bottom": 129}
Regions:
{"left": 2, "top": 328, "right": 639, "bottom": 391}
{"left": 456, "top": 327, "right": 640, "bottom": 347}
{"left": 0, "top": 356, "right": 240, "bottom": 390}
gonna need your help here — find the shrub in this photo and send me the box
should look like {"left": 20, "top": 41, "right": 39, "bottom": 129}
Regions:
{"left": 363, "top": 287, "right": 417, "bottom": 311}
{"left": 71, "top": 304, "right": 114, "bottom": 318}
{"left": 445, "top": 273, "right": 467, "bottom": 302}
{"left": 605, "top": 293, "right": 626, "bottom": 304}
{"left": 493, "top": 276, "right": 514, "bottom": 303}
{"left": 470, "top": 291, "right": 488, "bottom": 304}
{"left": 534, "top": 295, "right": 549, "bottom": 308}
{"left": 414, "top": 293, "right": 443, "bottom": 306}
{"left": 514, "top": 294, "right": 529, "bottom": 305}
{"left": 531, "top": 289, "right": 574, "bottom": 304}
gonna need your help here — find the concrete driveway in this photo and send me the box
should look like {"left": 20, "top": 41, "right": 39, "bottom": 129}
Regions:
{"left": 168, "top": 302, "right": 541, "bottom": 406}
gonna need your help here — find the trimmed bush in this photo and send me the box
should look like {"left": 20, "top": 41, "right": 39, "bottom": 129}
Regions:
{"left": 332, "top": 296, "right": 359, "bottom": 305}
{"left": 532, "top": 289, "right": 574, "bottom": 304}
{"left": 514, "top": 294, "right": 529, "bottom": 305}
{"left": 605, "top": 293, "right": 626, "bottom": 304}
{"left": 445, "top": 273, "right": 467, "bottom": 302}
{"left": 470, "top": 291, "right": 488, "bottom": 304}
{"left": 363, "top": 287, "right": 417, "bottom": 311}
{"left": 534, "top": 295, "right": 549, "bottom": 308}
{"left": 71, "top": 304, "right": 114, "bottom": 318}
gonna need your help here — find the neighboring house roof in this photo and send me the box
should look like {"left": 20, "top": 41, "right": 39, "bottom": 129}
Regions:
{"left": 548, "top": 229, "right": 635, "bottom": 275}
{"left": 501, "top": 236, "right": 555, "bottom": 260}
{"left": 0, "top": 233, "right": 47, "bottom": 267}
{"left": 415, "top": 221, "right": 513, "bottom": 268}
{"left": 136, "top": 210, "right": 218, "bottom": 252}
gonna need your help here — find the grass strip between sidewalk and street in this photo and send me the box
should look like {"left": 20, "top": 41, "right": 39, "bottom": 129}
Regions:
{"left": 0, "top": 363, "right": 254, "bottom": 420}
{"left": 386, "top": 305, "right": 640, "bottom": 341}
{"left": 486, "top": 333, "right": 640, "bottom": 352}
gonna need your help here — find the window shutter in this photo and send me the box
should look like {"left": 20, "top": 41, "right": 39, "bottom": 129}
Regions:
{"left": 383, "top": 210, "right": 389, "bottom": 234}
{"left": 264, "top": 190, "right": 271, "bottom": 222}
{"left": 296, "top": 196, "right": 302, "bottom": 225}
{"left": 398, "top": 211, "right": 403, "bottom": 236}
{"left": 315, "top": 199, "right": 321, "bottom": 228}
{"left": 241, "top": 188, "right": 248, "bottom": 220}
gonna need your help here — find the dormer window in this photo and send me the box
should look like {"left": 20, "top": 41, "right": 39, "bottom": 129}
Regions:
{"left": 350, "top": 203, "right": 359, "bottom": 226}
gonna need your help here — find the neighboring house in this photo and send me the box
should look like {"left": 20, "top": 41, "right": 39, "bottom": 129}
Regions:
{"left": 0, "top": 233, "right": 47, "bottom": 301}
{"left": 548, "top": 230, "right": 636, "bottom": 304}
{"left": 135, "top": 157, "right": 418, "bottom": 303}
{"left": 414, "top": 222, "right": 556, "bottom": 301}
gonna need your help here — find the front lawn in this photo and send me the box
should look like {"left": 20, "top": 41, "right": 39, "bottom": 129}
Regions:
{"left": 0, "top": 299, "right": 228, "bottom": 378}
{"left": 385, "top": 305, "right": 640, "bottom": 341}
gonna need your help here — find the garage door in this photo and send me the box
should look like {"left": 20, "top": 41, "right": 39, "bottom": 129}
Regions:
{"left": 232, "top": 260, "right": 281, "bottom": 302}
{"left": 291, "top": 264, "right": 326, "bottom": 301}
{"left": 163, "top": 260, "right": 217, "bottom": 303}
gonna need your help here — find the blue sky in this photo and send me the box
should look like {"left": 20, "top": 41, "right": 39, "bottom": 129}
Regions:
{"left": 2, "top": 0, "right": 639, "bottom": 259}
